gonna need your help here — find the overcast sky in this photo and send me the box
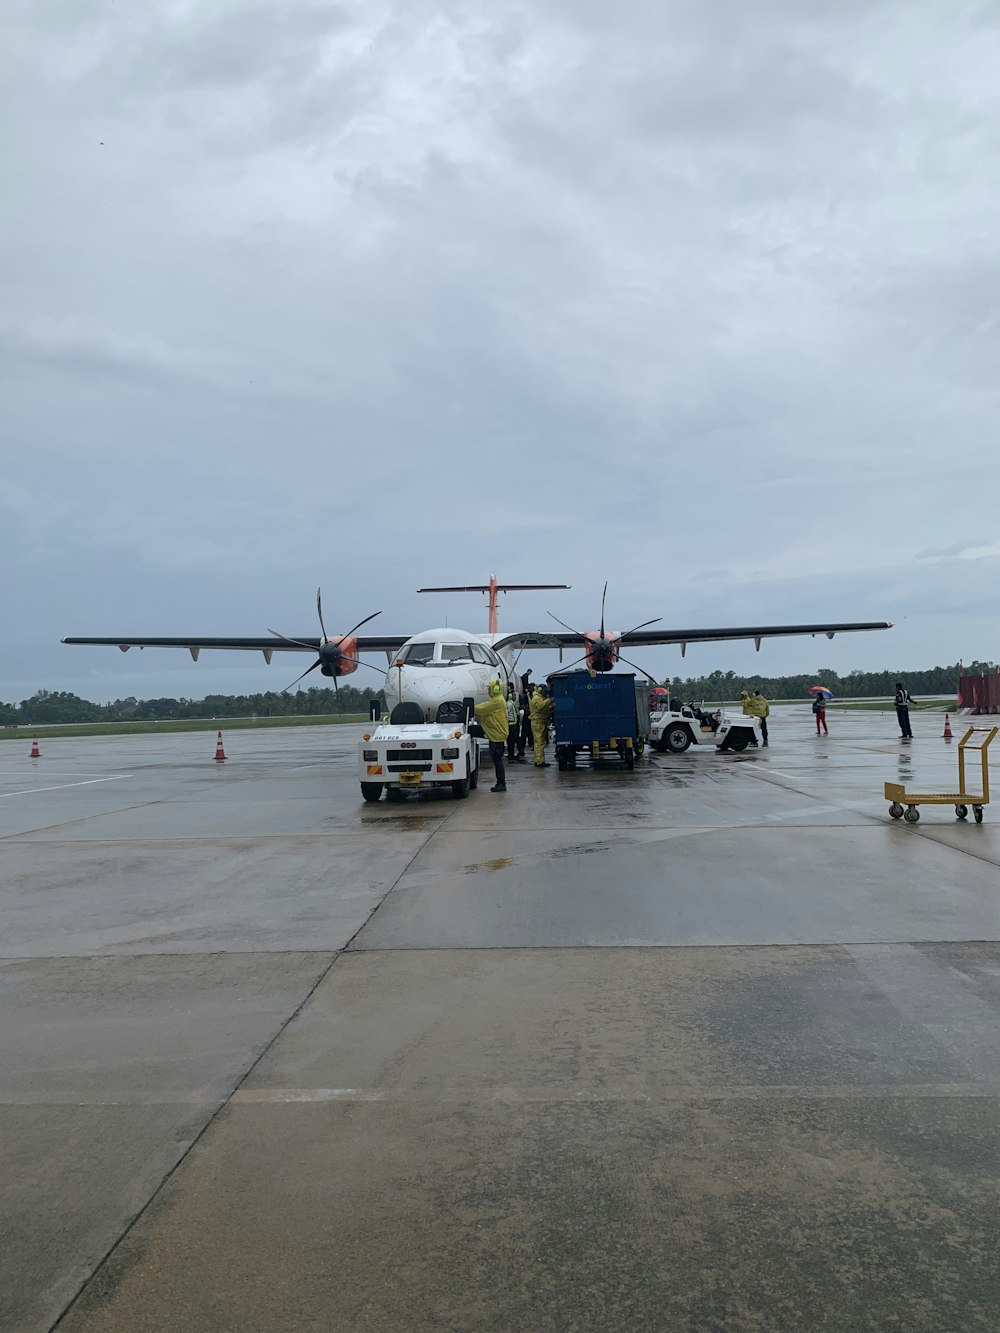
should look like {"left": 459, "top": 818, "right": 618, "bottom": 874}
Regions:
{"left": 3, "top": 0, "right": 999, "bottom": 703}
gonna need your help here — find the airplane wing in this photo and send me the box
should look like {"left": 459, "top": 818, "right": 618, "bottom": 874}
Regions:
{"left": 494, "top": 621, "right": 893, "bottom": 655}
{"left": 61, "top": 634, "right": 410, "bottom": 662}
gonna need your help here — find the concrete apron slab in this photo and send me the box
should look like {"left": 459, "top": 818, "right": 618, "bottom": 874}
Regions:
{"left": 57, "top": 946, "right": 1000, "bottom": 1333}
{"left": 0, "top": 952, "right": 331, "bottom": 1333}
{"left": 352, "top": 824, "right": 1000, "bottom": 949}
{"left": 1, "top": 832, "right": 429, "bottom": 957}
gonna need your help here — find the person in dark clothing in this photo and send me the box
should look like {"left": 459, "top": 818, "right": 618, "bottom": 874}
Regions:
{"left": 895, "top": 681, "right": 914, "bottom": 738}
{"left": 517, "top": 682, "right": 533, "bottom": 759}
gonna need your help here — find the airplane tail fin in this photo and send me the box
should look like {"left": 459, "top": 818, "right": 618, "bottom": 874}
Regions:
{"left": 418, "top": 579, "right": 570, "bottom": 634}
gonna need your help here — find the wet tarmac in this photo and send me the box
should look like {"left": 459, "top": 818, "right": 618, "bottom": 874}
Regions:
{"left": 2, "top": 712, "right": 999, "bottom": 1331}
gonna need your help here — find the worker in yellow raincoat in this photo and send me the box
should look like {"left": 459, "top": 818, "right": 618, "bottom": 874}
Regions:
{"left": 475, "top": 680, "right": 509, "bottom": 792}
{"left": 529, "top": 683, "right": 555, "bottom": 768}
{"left": 749, "top": 689, "right": 770, "bottom": 747}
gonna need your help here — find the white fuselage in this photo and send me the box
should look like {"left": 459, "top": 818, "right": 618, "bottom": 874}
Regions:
{"left": 382, "top": 627, "right": 516, "bottom": 721}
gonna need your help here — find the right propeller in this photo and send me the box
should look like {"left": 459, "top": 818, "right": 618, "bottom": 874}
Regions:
{"left": 269, "top": 589, "right": 382, "bottom": 693}
{"left": 548, "top": 582, "right": 660, "bottom": 677}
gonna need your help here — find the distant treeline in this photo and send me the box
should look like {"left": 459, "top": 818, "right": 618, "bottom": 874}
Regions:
{"left": 661, "top": 662, "right": 993, "bottom": 702}
{"left": 2, "top": 663, "right": 995, "bottom": 725}
{"left": 0, "top": 684, "right": 384, "bottom": 726}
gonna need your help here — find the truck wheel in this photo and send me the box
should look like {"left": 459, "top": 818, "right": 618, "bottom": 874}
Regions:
{"left": 386, "top": 787, "right": 406, "bottom": 802}
{"left": 469, "top": 758, "right": 478, "bottom": 789}
{"left": 623, "top": 746, "right": 635, "bottom": 770}
{"left": 635, "top": 738, "right": 645, "bottom": 756}
{"left": 452, "top": 764, "right": 471, "bottom": 799}
{"left": 724, "top": 733, "right": 750, "bottom": 752}
{"left": 556, "top": 746, "right": 568, "bottom": 772}
{"left": 360, "top": 782, "right": 383, "bottom": 803}
{"left": 664, "top": 725, "right": 692, "bottom": 754}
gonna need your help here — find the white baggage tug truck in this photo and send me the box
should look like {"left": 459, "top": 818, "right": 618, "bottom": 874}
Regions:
{"left": 358, "top": 698, "right": 481, "bottom": 802}
{"left": 649, "top": 700, "right": 761, "bottom": 753}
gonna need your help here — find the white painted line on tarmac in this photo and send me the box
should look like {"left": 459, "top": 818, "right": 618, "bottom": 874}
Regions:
{"left": 0, "top": 775, "right": 134, "bottom": 798}
{"left": 234, "top": 1088, "right": 387, "bottom": 1103}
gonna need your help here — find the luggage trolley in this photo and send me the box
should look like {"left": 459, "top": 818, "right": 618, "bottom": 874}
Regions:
{"left": 884, "top": 726, "right": 997, "bottom": 824}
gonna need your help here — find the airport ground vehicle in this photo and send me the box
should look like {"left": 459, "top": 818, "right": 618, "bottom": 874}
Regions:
{"left": 552, "top": 671, "right": 651, "bottom": 770}
{"left": 358, "top": 700, "right": 480, "bottom": 802}
{"left": 649, "top": 702, "right": 760, "bottom": 753}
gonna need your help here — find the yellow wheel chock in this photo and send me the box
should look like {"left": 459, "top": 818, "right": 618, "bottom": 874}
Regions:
{"left": 884, "top": 726, "right": 997, "bottom": 824}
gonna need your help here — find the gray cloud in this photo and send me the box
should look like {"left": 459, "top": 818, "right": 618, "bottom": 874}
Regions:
{"left": 4, "top": 0, "right": 1000, "bottom": 701}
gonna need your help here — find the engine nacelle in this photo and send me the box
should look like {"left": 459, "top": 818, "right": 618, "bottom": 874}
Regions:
{"left": 319, "top": 635, "right": 360, "bottom": 677}
{"left": 584, "top": 631, "right": 621, "bottom": 673}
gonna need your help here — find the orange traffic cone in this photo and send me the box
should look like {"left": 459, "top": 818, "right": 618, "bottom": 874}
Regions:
{"left": 943, "top": 713, "right": 953, "bottom": 740}
{"left": 214, "top": 730, "right": 226, "bottom": 763}
{"left": 30, "top": 736, "right": 40, "bottom": 758}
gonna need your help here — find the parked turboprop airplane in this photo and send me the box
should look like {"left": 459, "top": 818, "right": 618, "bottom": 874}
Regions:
{"left": 62, "top": 575, "right": 893, "bottom": 722}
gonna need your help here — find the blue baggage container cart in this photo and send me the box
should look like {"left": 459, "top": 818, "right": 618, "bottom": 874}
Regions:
{"left": 551, "top": 671, "right": 651, "bottom": 771}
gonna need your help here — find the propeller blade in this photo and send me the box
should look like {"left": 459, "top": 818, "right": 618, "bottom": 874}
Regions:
{"left": 338, "top": 657, "right": 387, "bottom": 676}
{"left": 547, "top": 610, "right": 585, "bottom": 637}
{"left": 617, "top": 653, "right": 657, "bottom": 681}
{"left": 316, "top": 588, "right": 328, "bottom": 641}
{"left": 268, "top": 629, "right": 317, "bottom": 651}
{"left": 549, "top": 653, "right": 592, "bottom": 675}
{"left": 600, "top": 581, "right": 608, "bottom": 637}
{"left": 619, "top": 617, "right": 662, "bottom": 641}
{"left": 281, "top": 658, "right": 322, "bottom": 693}
{"left": 339, "top": 609, "right": 382, "bottom": 641}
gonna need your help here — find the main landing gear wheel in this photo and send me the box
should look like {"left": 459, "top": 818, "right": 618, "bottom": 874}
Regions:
{"left": 889, "top": 802, "right": 904, "bottom": 819}
{"left": 974, "top": 805, "right": 984, "bottom": 823}
{"left": 955, "top": 804, "right": 968, "bottom": 820}
{"left": 360, "top": 782, "right": 383, "bottom": 803}
{"left": 903, "top": 805, "right": 920, "bottom": 823}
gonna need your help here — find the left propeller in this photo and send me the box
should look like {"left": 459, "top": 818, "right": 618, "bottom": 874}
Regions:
{"left": 269, "top": 589, "right": 382, "bottom": 693}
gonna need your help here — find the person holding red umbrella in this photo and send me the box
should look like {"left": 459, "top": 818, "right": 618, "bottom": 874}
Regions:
{"left": 810, "top": 686, "right": 830, "bottom": 735}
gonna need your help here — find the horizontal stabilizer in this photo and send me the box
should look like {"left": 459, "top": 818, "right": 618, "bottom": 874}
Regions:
{"left": 418, "top": 584, "right": 570, "bottom": 593}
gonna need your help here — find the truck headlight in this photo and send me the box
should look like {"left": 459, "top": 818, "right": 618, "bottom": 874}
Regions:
{"left": 363, "top": 749, "right": 378, "bottom": 761}
{"left": 441, "top": 747, "right": 460, "bottom": 759}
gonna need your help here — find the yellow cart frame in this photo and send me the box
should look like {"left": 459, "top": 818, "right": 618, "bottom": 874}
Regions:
{"left": 884, "top": 726, "right": 997, "bottom": 824}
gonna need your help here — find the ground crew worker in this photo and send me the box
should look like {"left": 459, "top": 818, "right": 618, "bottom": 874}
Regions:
{"left": 894, "top": 681, "right": 914, "bottom": 739}
{"left": 751, "top": 690, "right": 770, "bottom": 747}
{"left": 517, "top": 683, "right": 533, "bottom": 759}
{"left": 740, "top": 690, "right": 757, "bottom": 744}
{"left": 474, "top": 680, "right": 509, "bottom": 792}
{"left": 529, "top": 683, "right": 555, "bottom": 768}
{"left": 505, "top": 685, "right": 520, "bottom": 762}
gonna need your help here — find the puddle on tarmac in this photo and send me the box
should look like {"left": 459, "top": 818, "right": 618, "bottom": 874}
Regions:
{"left": 460, "top": 856, "right": 513, "bottom": 874}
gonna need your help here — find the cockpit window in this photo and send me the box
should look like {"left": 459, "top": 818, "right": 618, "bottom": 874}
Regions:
{"left": 439, "top": 644, "right": 474, "bottom": 662}
{"left": 401, "top": 641, "right": 435, "bottom": 664}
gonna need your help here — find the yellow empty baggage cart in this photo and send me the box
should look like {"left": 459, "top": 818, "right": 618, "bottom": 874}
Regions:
{"left": 884, "top": 726, "right": 997, "bottom": 824}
